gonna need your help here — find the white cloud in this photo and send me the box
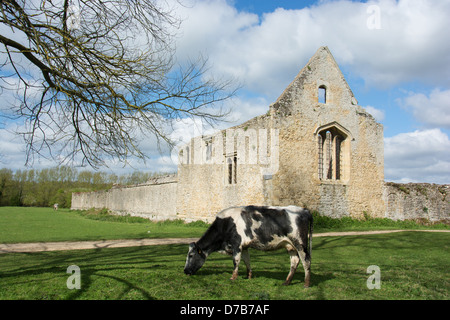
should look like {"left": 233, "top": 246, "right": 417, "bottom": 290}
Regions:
{"left": 399, "top": 88, "right": 450, "bottom": 129}
{"left": 0, "top": 127, "right": 26, "bottom": 169}
{"left": 384, "top": 129, "right": 450, "bottom": 183}
{"left": 224, "top": 96, "right": 270, "bottom": 125}
{"left": 363, "top": 105, "right": 385, "bottom": 122}
{"left": 174, "top": 0, "right": 450, "bottom": 97}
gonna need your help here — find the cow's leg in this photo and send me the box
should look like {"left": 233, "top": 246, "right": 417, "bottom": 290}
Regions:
{"left": 283, "top": 245, "right": 299, "bottom": 286}
{"left": 298, "top": 244, "right": 311, "bottom": 288}
{"left": 230, "top": 250, "right": 241, "bottom": 281}
{"left": 241, "top": 249, "right": 252, "bottom": 279}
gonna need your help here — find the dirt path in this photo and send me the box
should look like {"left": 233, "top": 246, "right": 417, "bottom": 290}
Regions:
{"left": 0, "top": 238, "right": 199, "bottom": 254}
{"left": 0, "top": 230, "right": 448, "bottom": 254}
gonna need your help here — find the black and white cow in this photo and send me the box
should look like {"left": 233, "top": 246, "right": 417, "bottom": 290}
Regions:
{"left": 184, "top": 205, "right": 313, "bottom": 287}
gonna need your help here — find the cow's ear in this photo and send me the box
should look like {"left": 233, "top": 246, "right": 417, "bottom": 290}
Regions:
{"left": 197, "top": 248, "right": 202, "bottom": 255}
{"left": 189, "top": 242, "right": 196, "bottom": 249}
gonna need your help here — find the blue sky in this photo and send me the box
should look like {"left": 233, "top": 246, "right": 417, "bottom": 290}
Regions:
{"left": 1, "top": 0, "right": 450, "bottom": 183}
{"left": 232, "top": 0, "right": 320, "bottom": 13}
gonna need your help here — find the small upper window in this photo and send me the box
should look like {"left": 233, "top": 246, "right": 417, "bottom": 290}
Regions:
{"left": 319, "top": 86, "right": 326, "bottom": 104}
{"left": 227, "top": 158, "right": 233, "bottom": 184}
{"left": 226, "top": 155, "right": 237, "bottom": 185}
{"left": 205, "top": 139, "right": 212, "bottom": 162}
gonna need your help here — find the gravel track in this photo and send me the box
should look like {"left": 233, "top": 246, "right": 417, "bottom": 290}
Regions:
{"left": 1, "top": 230, "right": 448, "bottom": 254}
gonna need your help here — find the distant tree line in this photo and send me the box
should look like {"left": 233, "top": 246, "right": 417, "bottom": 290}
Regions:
{"left": 0, "top": 166, "right": 169, "bottom": 208}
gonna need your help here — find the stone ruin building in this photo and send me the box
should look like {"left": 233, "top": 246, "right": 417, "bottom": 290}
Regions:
{"left": 72, "top": 47, "right": 449, "bottom": 223}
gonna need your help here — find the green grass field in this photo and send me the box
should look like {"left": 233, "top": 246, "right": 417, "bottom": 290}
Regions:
{"left": 0, "top": 206, "right": 447, "bottom": 244}
{"left": 0, "top": 207, "right": 208, "bottom": 243}
{"left": 0, "top": 233, "right": 448, "bottom": 300}
{"left": 0, "top": 207, "right": 448, "bottom": 300}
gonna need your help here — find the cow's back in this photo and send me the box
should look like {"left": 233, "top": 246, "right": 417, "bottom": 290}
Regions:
{"left": 217, "top": 205, "right": 309, "bottom": 251}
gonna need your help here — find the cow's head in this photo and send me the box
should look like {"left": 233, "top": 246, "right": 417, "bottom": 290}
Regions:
{"left": 184, "top": 242, "right": 206, "bottom": 275}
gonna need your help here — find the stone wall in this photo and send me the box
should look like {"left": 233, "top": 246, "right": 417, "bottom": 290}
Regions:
{"left": 383, "top": 182, "right": 450, "bottom": 222}
{"left": 71, "top": 175, "right": 178, "bottom": 220}
{"left": 71, "top": 178, "right": 450, "bottom": 222}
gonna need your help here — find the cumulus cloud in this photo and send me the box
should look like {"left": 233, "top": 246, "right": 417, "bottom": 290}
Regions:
{"left": 224, "top": 95, "right": 270, "bottom": 125}
{"left": 384, "top": 129, "right": 450, "bottom": 183}
{"left": 363, "top": 105, "right": 385, "bottom": 122}
{"left": 175, "top": 0, "right": 450, "bottom": 97}
{"left": 0, "top": 127, "right": 25, "bottom": 168}
{"left": 398, "top": 88, "right": 450, "bottom": 129}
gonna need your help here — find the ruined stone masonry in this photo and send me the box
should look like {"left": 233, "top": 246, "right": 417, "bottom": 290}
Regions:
{"left": 72, "top": 175, "right": 178, "bottom": 221}
{"left": 383, "top": 183, "right": 449, "bottom": 222}
{"left": 71, "top": 47, "right": 449, "bottom": 223}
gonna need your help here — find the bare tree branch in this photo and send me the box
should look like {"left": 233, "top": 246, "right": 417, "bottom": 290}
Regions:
{"left": 0, "top": 0, "right": 237, "bottom": 168}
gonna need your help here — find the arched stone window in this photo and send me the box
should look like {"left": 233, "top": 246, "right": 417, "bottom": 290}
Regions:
{"left": 318, "top": 134, "right": 323, "bottom": 180}
{"left": 316, "top": 122, "right": 351, "bottom": 183}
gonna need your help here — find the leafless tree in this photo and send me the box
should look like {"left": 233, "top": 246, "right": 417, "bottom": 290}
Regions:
{"left": 0, "top": 0, "right": 235, "bottom": 168}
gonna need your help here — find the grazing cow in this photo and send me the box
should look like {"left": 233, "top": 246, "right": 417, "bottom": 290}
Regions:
{"left": 184, "top": 205, "right": 313, "bottom": 287}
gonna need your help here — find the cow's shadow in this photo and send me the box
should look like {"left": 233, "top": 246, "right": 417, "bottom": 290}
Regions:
{"left": 251, "top": 270, "right": 334, "bottom": 287}
{"left": 197, "top": 268, "right": 334, "bottom": 287}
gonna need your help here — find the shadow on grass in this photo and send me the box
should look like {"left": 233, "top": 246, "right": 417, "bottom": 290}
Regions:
{"left": 0, "top": 245, "right": 182, "bottom": 300}
{"left": 66, "top": 271, "right": 156, "bottom": 300}
{"left": 2, "top": 233, "right": 448, "bottom": 299}
{"left": 193, "top": 265, "right": 334, "bottom": 288}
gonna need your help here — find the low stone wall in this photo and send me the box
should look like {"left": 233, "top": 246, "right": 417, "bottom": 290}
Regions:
{"left": 72, "top": 175, "right": 449, "bottom": 223}
{"left": 71, "top": 175, "right": 178, "bottom": 221}
{"left": 383, "top": 182, "right": 449, "bottom": 222}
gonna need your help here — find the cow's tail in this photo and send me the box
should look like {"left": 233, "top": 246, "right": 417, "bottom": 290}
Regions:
{"left": 308, "top": 212, "right": 313, "bottom": 257}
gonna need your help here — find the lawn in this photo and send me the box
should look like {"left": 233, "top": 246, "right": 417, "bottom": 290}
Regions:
{"left": 0, "top": 232, "right": 448, "bottom": 300}
{"left": 0, "top": 207, "right": 448, "bottom": 300}
{"left": 0, "top": 207, "right": 208, "bottom": 243}
{"left": 0, "top": 206, "right": 447, "bottom": 244}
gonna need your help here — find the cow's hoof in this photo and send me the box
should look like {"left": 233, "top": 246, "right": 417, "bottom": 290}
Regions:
{"left": 282, "top": 282, "right": 290, "bottom": 286}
